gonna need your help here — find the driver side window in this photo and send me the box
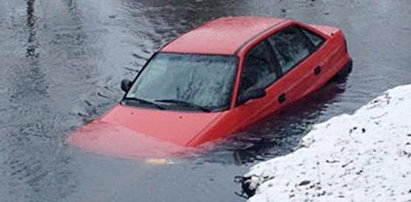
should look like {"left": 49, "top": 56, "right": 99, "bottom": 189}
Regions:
{"left": 236, "top": 40, "right": 279, "bottom": 105}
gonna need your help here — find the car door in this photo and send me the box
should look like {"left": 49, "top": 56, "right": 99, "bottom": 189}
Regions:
{"left": 230, "top": 39, "right": 284, "bottom": 129}
{"left": 265, "top": 25, "right": 326, "bottom": 105}
{"left": 298, "top": 26, "right": 329, "bottom": 94}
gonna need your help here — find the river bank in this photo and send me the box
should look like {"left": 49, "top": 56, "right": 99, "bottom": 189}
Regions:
{"left": 243, "top": 84, "right": 411, "bottom": 201}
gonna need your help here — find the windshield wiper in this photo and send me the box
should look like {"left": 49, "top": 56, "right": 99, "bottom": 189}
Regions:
{"left": 155, "top": 99, "right": 211, "bottom": 112}
{"left": 123, "top": 97, "right": 164, "bottom": 110}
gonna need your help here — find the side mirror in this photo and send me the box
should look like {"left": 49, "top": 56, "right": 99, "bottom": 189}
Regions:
{"left": 240, "top": 88, "right": 266, "bottom": 104}
{"left": 121, "top": 79, "right": 133, "bottom": 92}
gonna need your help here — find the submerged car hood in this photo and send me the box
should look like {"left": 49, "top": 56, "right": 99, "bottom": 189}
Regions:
{"left": 68, "top": 104, "right": 223, "bottom": 157}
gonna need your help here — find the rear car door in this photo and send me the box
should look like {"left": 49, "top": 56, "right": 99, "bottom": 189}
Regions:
{"left": 265, "top": 25, "right": 326, "bottom": 105}
{"left": 230, "top": 25, "right": 327, "bottom": 130}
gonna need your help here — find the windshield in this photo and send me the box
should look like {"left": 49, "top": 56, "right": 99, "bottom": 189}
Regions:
{"left": 124, "top": 53, "right": 238, "bottom": 111}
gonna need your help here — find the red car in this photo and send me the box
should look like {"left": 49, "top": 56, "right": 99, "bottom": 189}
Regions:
{"left": 68, "top": 16, "right": 352, "bottom": 157}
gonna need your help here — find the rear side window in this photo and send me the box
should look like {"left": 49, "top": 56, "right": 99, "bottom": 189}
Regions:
{"left": 301, "top": 28, "right": 325, "bottom": 49}
{"left": 267, "top": 26, "right": 310, "bottom": 73}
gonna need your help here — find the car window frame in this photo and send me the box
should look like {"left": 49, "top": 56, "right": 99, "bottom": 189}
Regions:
{"left": 122, "top": 52, "right": 240, "bottom": 112}
{"left": 267, "top": 24, "right": 326, "bottom": 77}
{"left": 235, "top": 39, "right": 282, "bottom": 105}
{"left": 266, "top": 25, "right": 313, "bottom": 75}
{"left": 300, "top": 27, "right": 326, "bottom": 52}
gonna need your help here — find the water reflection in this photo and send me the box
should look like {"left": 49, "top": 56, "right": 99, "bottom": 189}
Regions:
{"left": 26, "top": 0, "right": 38, "bottom": 57}
{"left": 0, "top": 1, "right": 77, "bottom": 201}
{"left": 120, "top": 0, "right": 245, "bottom": 54}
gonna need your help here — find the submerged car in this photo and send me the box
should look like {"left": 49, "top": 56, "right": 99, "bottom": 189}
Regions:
{"left": 68, "top": 16, "right": 352, "bottom": 157}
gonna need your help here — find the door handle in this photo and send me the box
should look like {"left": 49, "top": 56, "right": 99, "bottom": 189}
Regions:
{"left": 278, "top": 93, "right": 286, "bottom": 103}
{"left": 314, "top": 66, "right": 322, "bottom": 75}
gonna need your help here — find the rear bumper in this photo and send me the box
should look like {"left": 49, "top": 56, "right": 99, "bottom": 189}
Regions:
{"left": 338, "top": 58, "right": 353, "bottom": 76}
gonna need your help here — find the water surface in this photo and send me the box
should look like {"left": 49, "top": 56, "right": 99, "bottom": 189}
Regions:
{"left": 0, "top": 0, "right": 410, "bottom": 201}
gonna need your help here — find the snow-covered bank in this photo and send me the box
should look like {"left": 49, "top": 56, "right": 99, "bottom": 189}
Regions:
{"left": 243, "top": 84, "right": 411, "bottom": 202}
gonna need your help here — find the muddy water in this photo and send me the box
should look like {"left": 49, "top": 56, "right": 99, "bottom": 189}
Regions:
{"left": 0, "top": 0, "right": 410, "bottom": 201}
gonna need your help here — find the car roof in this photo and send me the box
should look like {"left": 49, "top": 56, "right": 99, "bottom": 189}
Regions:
{"left": 160, "top": 16, "right": 286, "bottom": 55}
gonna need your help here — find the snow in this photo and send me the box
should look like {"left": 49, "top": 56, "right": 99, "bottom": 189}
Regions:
{"left": 243, "top": 84, "right": 411, "bottom": 202}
